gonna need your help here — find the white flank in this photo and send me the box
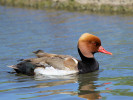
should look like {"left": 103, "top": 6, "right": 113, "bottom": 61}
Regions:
{"left": 34, "top": 67, "right": 78, "bottom": 76}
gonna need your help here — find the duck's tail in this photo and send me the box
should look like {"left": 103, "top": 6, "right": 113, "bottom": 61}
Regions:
{"left": 8, "top": 65, "right": 18, "bottom": 69}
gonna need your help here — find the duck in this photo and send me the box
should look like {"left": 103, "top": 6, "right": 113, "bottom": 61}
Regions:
{"left": 8, "top": 33, "right": 112, "bottom": 76}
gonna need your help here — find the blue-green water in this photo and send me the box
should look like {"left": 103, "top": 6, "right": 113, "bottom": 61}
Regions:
{"left": 0, "top": 6, "right": 133, "bottom": 100}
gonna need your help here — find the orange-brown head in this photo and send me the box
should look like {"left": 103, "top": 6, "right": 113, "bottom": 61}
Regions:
{"left": 78, "top": 33, "right": 112, "bottom": 58}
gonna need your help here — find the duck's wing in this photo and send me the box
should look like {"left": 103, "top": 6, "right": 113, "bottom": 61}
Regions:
{"left": 33, "top": 50, "right": 58, "bottom": 58}
{"left": 33, "top": 50, "right": 74, "bottom": 59}
{"left": 36, "top": 53, "right": 57, "bottom": 58}
{"left": 44, "top": 56, "right": 79, "bottom": 71}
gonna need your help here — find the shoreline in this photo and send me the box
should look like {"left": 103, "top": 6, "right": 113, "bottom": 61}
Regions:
{"left": 0, "top": 0, "right": 133, "bottom": 13}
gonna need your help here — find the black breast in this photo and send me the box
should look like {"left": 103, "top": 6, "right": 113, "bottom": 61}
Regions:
{"left": 78, "top": 58, "right": 99, "bottom": 74}
{"left": 77, "top": 48, "right": 99, "bottom": 74}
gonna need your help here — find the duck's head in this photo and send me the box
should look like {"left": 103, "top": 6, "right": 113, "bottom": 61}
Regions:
{"left": 78, "top": 33, "right": 112, "bottom": 58}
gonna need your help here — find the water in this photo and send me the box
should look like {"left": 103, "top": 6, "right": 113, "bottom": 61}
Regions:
{"left": 0, "top": 6, "right": 133, "bottom": 100}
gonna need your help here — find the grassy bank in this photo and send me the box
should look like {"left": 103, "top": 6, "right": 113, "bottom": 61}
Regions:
{"left": 0, "top": 0, "right": 133, "bottom": 13}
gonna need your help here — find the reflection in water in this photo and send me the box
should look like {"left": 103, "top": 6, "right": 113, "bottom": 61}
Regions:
{"left": 78, "top": 72, "right": 101, "bottom": 100}
{"left": 28, "top": 72, "right": 102, "bottom": 100}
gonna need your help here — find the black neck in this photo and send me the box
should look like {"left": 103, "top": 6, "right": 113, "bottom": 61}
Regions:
{"left": 78, "top": 48, "right": 99, "bottom": 74}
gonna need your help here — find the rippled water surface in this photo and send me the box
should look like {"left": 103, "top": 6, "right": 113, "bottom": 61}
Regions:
{"left": 0, "top": 6, "right": 133, "bottom": 100}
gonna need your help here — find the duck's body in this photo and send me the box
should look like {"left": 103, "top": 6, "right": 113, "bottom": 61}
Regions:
{"left": 9, "top": 33, "right": 112, "bottom": 75}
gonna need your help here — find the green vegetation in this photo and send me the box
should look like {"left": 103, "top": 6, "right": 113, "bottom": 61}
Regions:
{"left": 0, "top": 0, "right": 133, "bottom": 13}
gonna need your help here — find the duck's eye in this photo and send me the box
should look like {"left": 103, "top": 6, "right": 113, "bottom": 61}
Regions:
{"left": 93, "top": 43, "right": 96, "bottom": 45}
{"left": 92, "top": 42, "right": 96, "bottom": 45}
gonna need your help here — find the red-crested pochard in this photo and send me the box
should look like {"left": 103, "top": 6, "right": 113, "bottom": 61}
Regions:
{"left": 9, "top": 33, "right": 112, "bottom": 75}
